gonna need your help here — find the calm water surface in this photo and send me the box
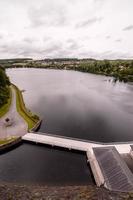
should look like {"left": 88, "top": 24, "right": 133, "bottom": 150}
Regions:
{"left": 7, "top": 68, "right": 133, "bottom": 142}
{"left": 1, "top": 68, "right": 133, "bottom": 185}
{"left": 0, "top": 143, "right": 92, "bottom": 185}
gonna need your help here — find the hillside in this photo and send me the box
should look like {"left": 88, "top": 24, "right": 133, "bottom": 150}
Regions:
{"left": 0, "top": 66, "right": 10, "bottom": 108}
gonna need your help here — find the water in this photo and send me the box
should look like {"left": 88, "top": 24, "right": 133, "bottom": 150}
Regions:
{"left": 7, "top": 68, "right": 133, "bottom": 142}
{"left": 0, "top": 142, "right": 92, "bottom": 185}
{"left": 1, "top": 68, "right": 133, "bottom": 185}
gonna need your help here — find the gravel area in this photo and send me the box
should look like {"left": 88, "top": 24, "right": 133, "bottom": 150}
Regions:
{"left": 0, "top": 183, "right": 133, "bottom": 200}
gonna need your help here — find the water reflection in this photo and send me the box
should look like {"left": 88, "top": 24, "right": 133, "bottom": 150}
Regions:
{"left": 7, "top": 68, "right": 133, "bottom": 142}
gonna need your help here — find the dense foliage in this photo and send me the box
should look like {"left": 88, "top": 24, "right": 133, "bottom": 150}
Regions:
{"left": 0, "top": 67, "right": 10, "bottom": 108}
{"left": 2, "top": 58, "right": 133, "bottom": 82}
{"left": 76, "top": 60, "right": 133, "bottom": 82}
{"left": 22, "top": 59, "right": 133, "bottom": 82}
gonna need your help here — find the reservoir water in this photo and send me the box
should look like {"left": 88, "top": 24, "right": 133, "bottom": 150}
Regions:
{"left": 7, "top": 68, "right": 133, "bottom": 142}
{"left": 1, "top": 68, "right": 133, "bottom": 185}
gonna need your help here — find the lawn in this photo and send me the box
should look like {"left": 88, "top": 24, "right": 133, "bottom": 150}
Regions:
{"left": 0, "top": 137, "right": 17, "bottom": 146}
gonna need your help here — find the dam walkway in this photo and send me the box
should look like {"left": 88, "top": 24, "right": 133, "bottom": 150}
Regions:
{"left": 22, "top": 132, "right": 133, "bottom": 192}
{"left": 22, "top": 132, "right": 133, "bottom": 154}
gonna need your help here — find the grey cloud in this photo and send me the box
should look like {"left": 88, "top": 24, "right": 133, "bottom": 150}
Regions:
{"left": 76, "top": 17, "right": 103, "bottom": 28}
{"left": 43, "top": 44, "right": 62, "bottom": 54}
{"left": 0, "top": 39, "right": 63, "bottom": 58}
{"left": 67, "top": 39, "right": 81, "bottom": 50}
{"left": 0, "top": 34, "right": 131, "bottom": 60}
{"left": 28, "top": 2, "right": 68, "bottom": 28}
{"left": 93, "top": 0, "right": 106, "bottom": 2}
{"left": 0, "top": 32, "right": 6, "bottom": 40}
{"left": 76, "top": 50, "right": 133, "bottom": 60}
{"left": 23, "top": 37, "right": 36, "bottom": 43}
{"left": 43, "top": 36, "right": 51, "bottom": 42}
{"left": 98, "top": 51, "right": 133, "bottom": 60}
{"left": 123, "top": 25, "right": 133, "bottom": 31}
{"left": 106, "top": 35, "right": 111, "bottom": 39}
{"left": 115, "top": 39, "right": 122, "bottom": 42}
{"left": 0, "top": 41, "right": 132, "bottom": 60}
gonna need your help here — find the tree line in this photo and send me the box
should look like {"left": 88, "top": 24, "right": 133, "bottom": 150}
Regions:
{"left": 0, "top": 66, "right": 10, "bottom": 108}
{"left": 2, "top": 58, "right": 133, "bottom": 82}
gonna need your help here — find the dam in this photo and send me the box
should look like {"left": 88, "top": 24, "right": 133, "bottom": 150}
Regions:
{"left": 22, "top": 132, "right": 133, "bottom": 192}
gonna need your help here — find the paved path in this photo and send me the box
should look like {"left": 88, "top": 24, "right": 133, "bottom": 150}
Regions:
{"left": 22, "top": 132, "right": 133, "bottom": 154}
{"left": 0, "top": 86, "right": 28, "bottom": 139}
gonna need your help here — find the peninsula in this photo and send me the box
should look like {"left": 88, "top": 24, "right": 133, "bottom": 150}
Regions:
{"left": 0, "top": 66, "right": 40, "bottom": 145}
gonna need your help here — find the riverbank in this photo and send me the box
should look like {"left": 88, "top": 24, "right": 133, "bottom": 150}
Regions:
{"left": 4, "top": 58, "right": 133, "bottom": 82}
{"left": 12, "top": 84, "right": 40, "bottom": 131}
{"left": 0, "top": 137, "right": 21, "bottom": 153}
{"left": 0, "top": 183, "right": 132, "bottom": 200}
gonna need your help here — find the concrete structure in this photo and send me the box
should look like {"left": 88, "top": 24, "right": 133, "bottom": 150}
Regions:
{"left": 23, "top": 132, "right": 133, "bottom": 154}
{"left": 130, "top": 145, "right": 133, "bottom": 159}
{"left": 22, "top": 132, "right": 133, "bottom": 192}
{"left": 93, "top": 147, "right": 133, "bottom": 192}
{"left": 86, "top": 150, "right": 104, "bottom": 187}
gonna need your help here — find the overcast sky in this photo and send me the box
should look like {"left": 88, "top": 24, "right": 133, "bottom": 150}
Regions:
{"left": 0, "top": 0, "right": 133, "bottom": 59}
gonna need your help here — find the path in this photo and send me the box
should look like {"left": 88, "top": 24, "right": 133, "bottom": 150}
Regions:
{"left": 22, "top": 132, "right": 133, "bottom": 154}
{"left": 0, "top": 86, "right": 28, "bottom": 138}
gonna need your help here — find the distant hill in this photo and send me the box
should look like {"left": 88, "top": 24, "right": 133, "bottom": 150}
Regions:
{"left": 0, "top": 58, "right": 32, "bottom": 64}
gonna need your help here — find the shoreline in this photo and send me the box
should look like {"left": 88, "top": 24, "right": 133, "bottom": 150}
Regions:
{"left": 12, "top": 84, "right": 41, "bottom": 131}
{"left": 0, "top": 137, "right": 22, "bottom": 154}
{"left": 0, "top": 83, "right": 41, "bottom": 150}
{"left": 6, "top": 63, "right": 133, "bottom": 83}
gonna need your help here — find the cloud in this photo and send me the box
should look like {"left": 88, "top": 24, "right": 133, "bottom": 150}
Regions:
{"left": 123, "top": 25, "right": 133, "bottom": 31}
{"left": 23, "top": 37, "right": 36, "bottom": 44}
{"left": 76, "top": 17, "right": 103, "bottom": 28}
{"left": 0, "top": 39, "right": 133, "bottom": 60}
{"left": 98, "top": 50, "right": 133, "bottom": 60}
{"left": 0, "top": 0, "right": 133, "bottom": 60}
{"left": 0, "top": 39, "right": 64, "bottom": 58}
{"left": 106, "top": 35, "right": 111, "bottom": 39}
{"left": 67, "top": 39, "right": 81, "bottom": 50}
{"left": 115, "top": 39, "right": 122, "bottom": 42}
{"left": 28, "top": 1, "right": 68, "bottom": 28}
{"left": 0, "top": 31, "right": 7, "bottom": 40}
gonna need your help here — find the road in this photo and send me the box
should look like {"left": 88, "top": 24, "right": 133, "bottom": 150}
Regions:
{"left": 0, "top": 86, "right": 28, "bottom": 139}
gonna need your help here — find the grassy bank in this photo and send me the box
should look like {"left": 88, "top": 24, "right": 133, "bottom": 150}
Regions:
{"left": 12, "top": 84, "right": 39, "bottom": 130}
{"left": 0, "top": 137, "right": 17, "bottom": 146}
{"left": 0, "top": 87, "right": 12, "bottom": 118}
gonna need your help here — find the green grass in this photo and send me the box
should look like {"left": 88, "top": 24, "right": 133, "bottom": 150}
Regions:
{"left": 0, "top": 87, "right": 12, "bottom": 118}
{"left": 0, "top": 137, "right": 17, "bottom": 146}
{"left": 12, "top": 84, "right": 39, "bottom": 130}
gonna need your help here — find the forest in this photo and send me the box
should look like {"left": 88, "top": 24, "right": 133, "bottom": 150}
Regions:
{"left": 0, "top": 66, "right": 10, "bottom": 108}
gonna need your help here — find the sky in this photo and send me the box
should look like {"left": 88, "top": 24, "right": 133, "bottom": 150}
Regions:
{"left": 0, "top": 0, "right": 133, "bottom": 59}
